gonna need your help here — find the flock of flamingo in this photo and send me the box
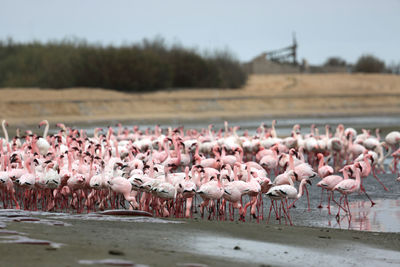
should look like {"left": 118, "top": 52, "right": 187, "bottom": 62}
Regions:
{"left": 0, "top": 119, "right": 399, "bottom": 225}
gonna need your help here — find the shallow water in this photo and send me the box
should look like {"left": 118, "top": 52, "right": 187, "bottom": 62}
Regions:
{"left": 52, "top": 115, "right": 400, "bottom": 137}
{"left": 271, "top": 173, "right": 400, "bottom": 232}
{"left": 78, "top": 259, "right": 148, "bottom": 266}
{"left": 0, "top": 174, "right": 399, "bottom": 232}
{"left": 178, "top": 234, "right": 400, "bottom": 267}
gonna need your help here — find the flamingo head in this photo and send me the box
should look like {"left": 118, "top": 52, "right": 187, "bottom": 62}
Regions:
{"left": 366, "top": 153, "right": 374, "bottom": 164}
{"left": 38, "top": 120, "right": 48, "bottom": 128}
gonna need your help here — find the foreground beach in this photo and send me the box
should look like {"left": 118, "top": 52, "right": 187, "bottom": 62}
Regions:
{"left": 1, "top": 211, "right": 400, "bottom": 267}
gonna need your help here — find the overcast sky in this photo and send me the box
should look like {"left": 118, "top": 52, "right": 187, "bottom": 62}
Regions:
{"left": 1, "top": 0, "right": 399, "bottom": 64}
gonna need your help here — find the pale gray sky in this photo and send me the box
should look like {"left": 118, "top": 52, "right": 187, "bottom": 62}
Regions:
{"left": 1, "top": 0, "right": 399, "bottom": 64}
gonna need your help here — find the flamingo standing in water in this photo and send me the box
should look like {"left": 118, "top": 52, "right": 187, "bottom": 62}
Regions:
{"left": 266, "top": 178, "right": 311, "bottom": 225}
{"left": 334, "top": 163, "right": 362, "bottom": 219}
{"left": 197, "top": 171, "right": 224, "bottom": 220}
{"left": 316, "top": 153, "right": 334, "bottom": 208}
{"left": 316, "top": 166, "right": 351, "bottom": 214}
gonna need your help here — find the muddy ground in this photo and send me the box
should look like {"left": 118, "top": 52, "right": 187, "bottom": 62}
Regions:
{"left": 1, "top": 212, "right": 400, "bottom": 267}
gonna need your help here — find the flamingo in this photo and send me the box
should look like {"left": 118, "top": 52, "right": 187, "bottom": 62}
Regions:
{"left": 333, "top": 163, "right": 362, "bottom": 219}
{"left": 316, "top": 166, "right": 351, "bottom": 214}
{"left": 37, "top": 120, "right": 51, "bottom": 156}
{"left": 266, "top": 178, "right": 311, "bottom": 225}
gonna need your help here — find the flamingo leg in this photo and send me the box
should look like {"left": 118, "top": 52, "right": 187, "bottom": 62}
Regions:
{"left": 372, "top": 168, "right": 389, "bottom": 191}
{"left": 280, "top": 199, "right": 293, "bottom": 226}
{"left": 305, "top": 186, "right": 311, "bottom": 211}
{"left": 317, "top": 188, "right": 324, "bottom": 209}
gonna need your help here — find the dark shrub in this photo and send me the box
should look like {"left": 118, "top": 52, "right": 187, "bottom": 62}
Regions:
{"left": 353, "top": 54, "right": 385, "bottom": 73}
{"left": 324, "top": 57, "right": 346, "bottom": 67}
{"left": 0, "top": 38, "right": 247, "bottom": 91}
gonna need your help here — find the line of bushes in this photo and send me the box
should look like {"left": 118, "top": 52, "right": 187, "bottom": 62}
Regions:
{"left": 0, "top": 38, "right": 248, "bottom": 91}
{"left": 324, "top": 54, "right": 400, "bottom": 74}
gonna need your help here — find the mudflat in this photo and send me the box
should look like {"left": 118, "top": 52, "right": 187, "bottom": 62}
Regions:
{"left": 1, "top": 213, "right": 400, "bottom": 267}
{"left": 1, "top": 73, "right": 400, "bottom": 127}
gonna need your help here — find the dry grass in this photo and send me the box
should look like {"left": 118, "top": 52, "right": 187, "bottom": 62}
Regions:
{"left": 1, "top": 73, "right": 400, "bottom": 126}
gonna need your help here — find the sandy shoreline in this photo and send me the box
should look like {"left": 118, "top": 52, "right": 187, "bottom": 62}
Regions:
{"left": 1, "top": 74, "right": 400, "bottom": 127}
{"left": 1, "top": 213, "right": 400, "bottom": 267}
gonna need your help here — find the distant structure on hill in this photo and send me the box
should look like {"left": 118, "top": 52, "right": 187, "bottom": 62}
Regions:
{"left": 243, "top": 34, "right": 348, "bottom": 74}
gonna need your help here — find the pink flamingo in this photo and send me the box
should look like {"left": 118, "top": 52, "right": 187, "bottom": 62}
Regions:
{"left": 316, "top": 166, "right": 351, "bottom": 214}
{"left": 316, "top": 153, "right": 334, "bottom": 208}
{"left": 333, "top": 163, "right": 362, "bottom": 220}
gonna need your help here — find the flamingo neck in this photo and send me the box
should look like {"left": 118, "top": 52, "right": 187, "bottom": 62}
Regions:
{"left": 233, "top": 166, "right": 239, "bottom": 181}
{"left": 224, "top": 121, "right": 228, "bottom": 138}
{"left": 217, "top": 176, "right": 222, "bottom": 188}
{"left": 174, "top": 142, "right": 181, "bottom": 163}
{"left": 376, "top": 129, "right": 381, "bottom": 141}
{"left": 355, "top": 169, "right": 361, "bottom": 189}
{"left": 148, "top": 160, "right": 154, "bottom": 178}
{"left": 383, "top": 146, "right": 392, "bottom": 161}
{"left": 114, "top": 142, "right": 120, "bottom": 158}
{"left": 246, "top": 167, "right": 252, "bottom": 183}
{"left": 288, "top": 153, "right": 295, "bottom": 171}
{"left": 325, "top": 126, "right": 330, "bottom": 139}
{"left": 342, "top": 169, "right": 349, "bottom": 180}
{"left": 42, "top": 121, "right": 49, "bottom": 139}
{"left": 184, "top": 167, "right": 189, "bottom": 181}
{"left": 297, "top": 179, "right": 307, "bottom": 199}
{"left": 318, "top": 156, "right": 324, "bottom": 169}
{"left": 271, "top": 120, "right": 277, "bottom": 138}
{"left": 260, "top": 124, "right": 265, "bottom": 139}
{"left": 363, "top": 156, "right": 371, "bottom": 173}
{"left": 2, "top": 121, "right": 9, "bottom": 143}
{"left": 272, "top": 148, "right": 278, "bottom": 161}
{"left": 221, "top": 147, "right": 226, "bottom": 157}
{"left": 237, "top": 149, "right": 243, "bottom": 163}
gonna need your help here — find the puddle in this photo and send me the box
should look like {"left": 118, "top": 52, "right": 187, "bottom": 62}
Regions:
{"left": 0, "top": 230, "right": 26, "bottom": 235}
{"left": 291, "top": 198, "right": 400, "bottom": 232}
{"left": 181, "top": 234, "right": 400, "bottom": 266}
{"left": 12, "top": 217, "right": 41, "bottom": 222}
{"left": 48, "top": 213, "right": 182, "bottom": 224}
{"left": 0, "top": 209, "right": 181, "bottom": 226}
{"left": 78, "top": 259, "right": 148, "bottom": 266}
{"left": 99, "top": 210, "right": 153, "bottom": 217}
{"left": 0, "top": 211, "right": 71, "bottom": 227}
{"left": 176, "top": 263, "right": 209, "bottom": 267}
{"left": 0, "top": 235, "right": 63, "bottom": 248}
{"left": 317, "top": 199, "right": 400, "bottom": 232}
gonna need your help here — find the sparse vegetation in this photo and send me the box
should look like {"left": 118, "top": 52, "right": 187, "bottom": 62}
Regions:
{"left": 324, "top": 57, "right": 346, "bottom": 67}
{"left": 387, "top": 61, "right": 400, "bottom": 74}
{"left": 0, "top": 38, "right": 247, "bottom": 91}
{"left": 353, "top": 54, "right": 385, "bottom": 73}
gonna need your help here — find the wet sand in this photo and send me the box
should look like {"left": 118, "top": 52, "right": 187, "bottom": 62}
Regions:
{"left": 1, "top": 212, "right": 400, "bottom": 267}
